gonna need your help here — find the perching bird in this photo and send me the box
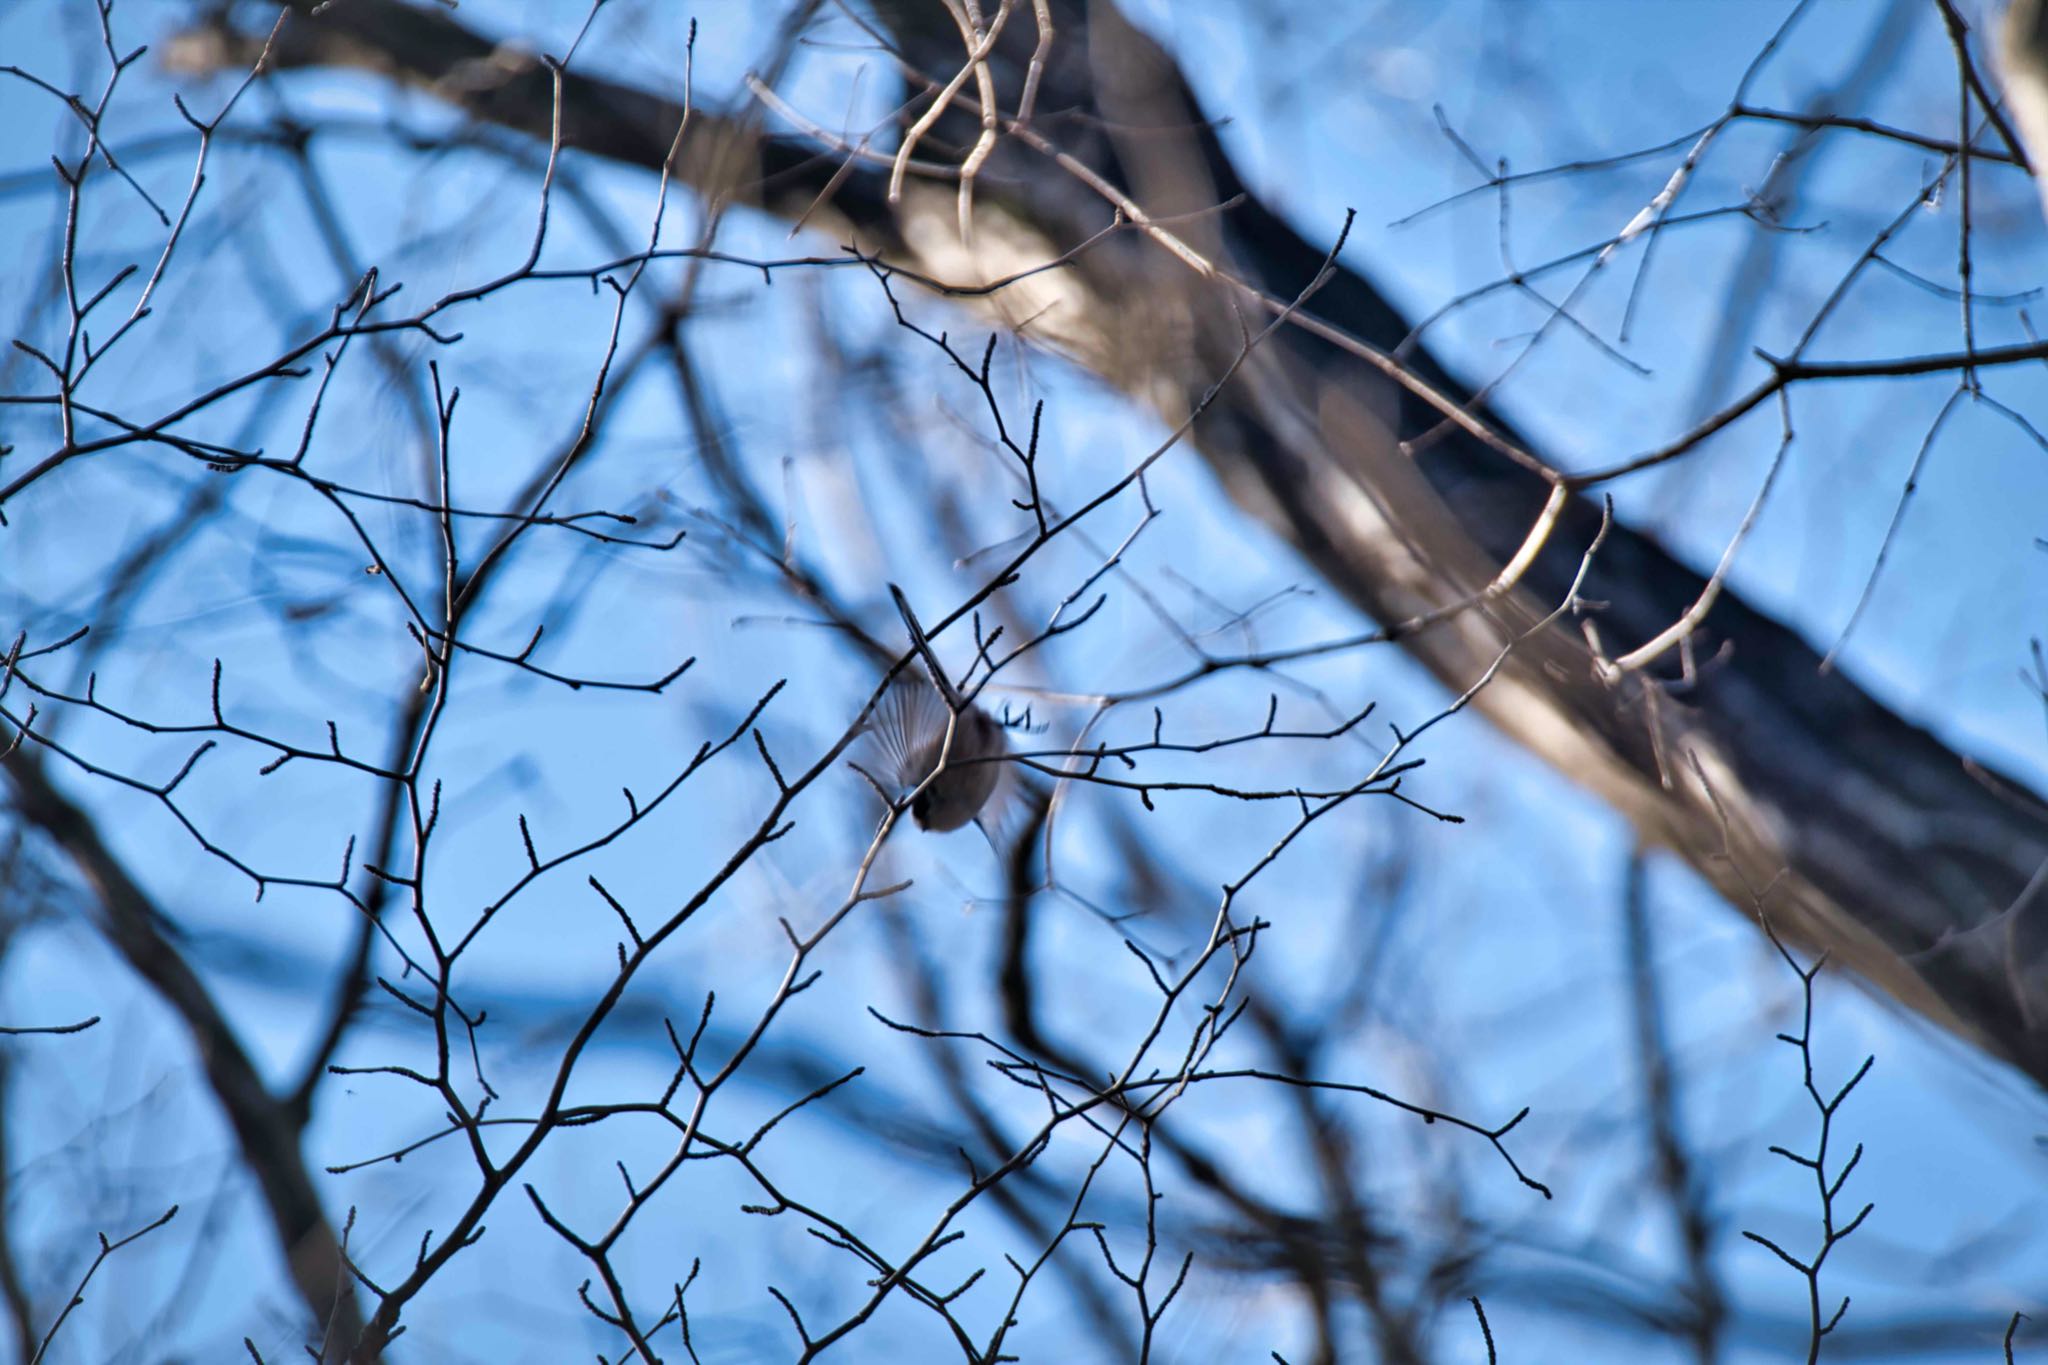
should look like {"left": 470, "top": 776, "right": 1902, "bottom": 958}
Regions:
{"left": 869, "top": 584, "right": 1013, "bottom": 834}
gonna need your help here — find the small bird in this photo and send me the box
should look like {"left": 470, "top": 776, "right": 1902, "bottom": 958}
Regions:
{"left": 869, "top": 585, "right": 1012, "bottom": 834}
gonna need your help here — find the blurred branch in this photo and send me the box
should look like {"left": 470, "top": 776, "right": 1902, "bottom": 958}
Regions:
{"left": 176, "top": 0, "right": 2048, "bottom": 1090}
{"left": 2000, "top": 0, "right": 2048, "bottom": 222}
{"left": 0, "top": 1061, "right": 32, "bottom": 1365}
{"left": 0, "top": 749, "right": 360, "bottom": 1350}
{"left": 1622, "top": 850, "right": 1725, "bottom": 1364}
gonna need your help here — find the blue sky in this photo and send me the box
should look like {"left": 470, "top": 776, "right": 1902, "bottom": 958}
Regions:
{"left": 1, "top": 2, "right": 2045, "bottom": 1361}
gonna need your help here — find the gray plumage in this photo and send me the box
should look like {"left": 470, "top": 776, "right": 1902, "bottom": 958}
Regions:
{"left": 872, "top": 584, "right": 1011, "bottom": 833}
{"left": 869, "top": 677, "right": 1009, "bottom": 832}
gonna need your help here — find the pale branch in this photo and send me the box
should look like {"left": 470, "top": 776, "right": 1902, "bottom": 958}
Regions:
{"left": 185, "top": 0, "right": 2048, "bottom": 1088}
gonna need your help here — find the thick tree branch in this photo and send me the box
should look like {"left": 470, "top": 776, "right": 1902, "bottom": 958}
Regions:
{"left": 175, "top": 0, "right": 2048, "bottom": 1089}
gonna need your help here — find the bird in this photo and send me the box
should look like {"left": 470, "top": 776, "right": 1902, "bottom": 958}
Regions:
{"left": 868, "top": 584, "right": 1013, "bottom": 834}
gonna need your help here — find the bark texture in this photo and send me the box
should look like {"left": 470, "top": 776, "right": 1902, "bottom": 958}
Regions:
{"left": 176, "top": 1, "right": 2048, "bottom": 1088}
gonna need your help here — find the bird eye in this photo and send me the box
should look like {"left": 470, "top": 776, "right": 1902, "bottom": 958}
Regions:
{"left": 911, "top": 794, "right": 930, "bottom": 825}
